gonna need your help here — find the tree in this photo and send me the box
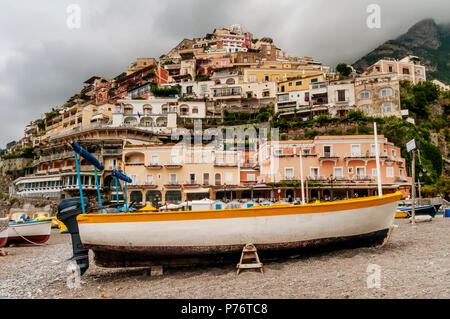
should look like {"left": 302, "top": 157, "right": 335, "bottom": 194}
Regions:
{"left": 336, "top": 63, "right": 352, "bottom": 77}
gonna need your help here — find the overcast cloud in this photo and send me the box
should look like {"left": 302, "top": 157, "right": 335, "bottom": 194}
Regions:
{"left": 1, "top": 0, "right": 449, "bottom": 148}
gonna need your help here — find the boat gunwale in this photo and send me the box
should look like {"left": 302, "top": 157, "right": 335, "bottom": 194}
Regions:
{"left": 77, "top": 192, "right": 402, "bottom": 224}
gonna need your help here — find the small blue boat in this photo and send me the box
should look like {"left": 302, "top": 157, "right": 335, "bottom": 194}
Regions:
{"left": 397, "top": 204, "right": 438, "bottom": 218}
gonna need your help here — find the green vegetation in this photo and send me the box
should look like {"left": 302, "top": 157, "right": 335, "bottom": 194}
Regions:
{"left": 222, "top": 105, "right": 275, "bottom": 126}
{"left": 336, "top": 63, "right": 352, "bottom": 78}
{"left": 2, "top": 146, "right": 35, "bottom": 160}
{"left": 150, "top": 84, "right": 181, "bottom": 97}
{"left": 142, "top": 71, "right": 156, "bottom": 81}
{"left": 195, "top": 75, "right": 210, "bottom": 82}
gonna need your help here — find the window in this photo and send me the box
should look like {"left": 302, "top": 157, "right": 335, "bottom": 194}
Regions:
{"left": 356, "top": 167, "right": 366, "bottom": 178}
{"left": 296, "top": 81, "right": 302, "bottom": 86}
{"left": 402, "top": 68, "right": 410, "bottom": 75}
{"left": 351, "top": 144, "right": 361, "bottom": 156}
{"left": 285, "top": 167, "right": 294, "bottom": 179}
{"left": 131, "top": 174, "right": 138, "bottom": 185}
{"left": 379, "top": 88, "right": 394, "bottom": 97}
{"left": 348, "top": 167, "right": 354, "bottom": 174}
{"left": 310, "top": 167, "right": 319, "bottom": 179}
{"left": 337, "top": 90, "right": 346, "bottom": 102}
{"left": 264, "top": 75, "right": 270, "bottom": 82}
{"left": 386, "top": 167, "right": 394, "bottom": 177}
{"left": 382, "top": 102, "right": 393, "bottom": 113}
{"left": 359, "top": 104, "right": 372, "bottom": 115}
{"left": 203, "top": 173, "right": 209, "bottom": 185}
{"left": 311, "top": 78, "right": 318, "bottom": 83}
{"left": 215, "top": 173, "right": 221, "bottom": 185}
{"left": 186, "top": 86, "right": 193, "bottom": 94}
{"left": 192, "top": 107, "right": 198, "bottom": 114}
{"left": 391, "top": 149, "right": 396, "bottom": 157}
{"left": 170, "top": 155, "right": 178, "bottom": 164}
{"left": 189, "top": 173, "right": 196, "bottom": 184}
{"left": 170, "top": 173, "right": 177, "bottom": 184}
{"left": 151, "top": 155, "right": 159, "bottom": 165}
{"left": 399, "top": 168, "right": 404, "bottom": 177}
{"left": 250, "top": 75, "right": 256, "bottom": 82}
{"left": 358, "top": 90, "right": 371, "bottom": 99}
{"left": 280, "top": 86, "right": 285, "bottom": 92}
{"left": 372, "top": 168, "right": 377, "bottom": 177}
{"left": 323, "top": 145, "right": 332, "bottom": 157}
{"left": 225, "top": 172, "right": 233, "bottom": 183}
{"left": 388, "top": 65, "right": 393, "bottom": 72}
{"left": 334, "top": 167, "right": 343, "bottom": 178}
{"left": 263, "top": 91, "right": 270, "bottom": 97}
{"left": 243, "top": 58, "right": 248, "bottom": 63}
{"left": 147, "top": 174, "right": 154, "bottom": 184}
{"left": 303, "top": 149, "right": 311, "bottom": 155}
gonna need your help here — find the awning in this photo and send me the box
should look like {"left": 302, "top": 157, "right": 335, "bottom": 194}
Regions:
{"left": 184, "top": 187, "right": 210, "bottom": 194}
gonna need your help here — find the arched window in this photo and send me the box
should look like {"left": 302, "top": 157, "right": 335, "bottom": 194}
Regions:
{"left": 379, "top": 87, "right": 394, "bottom": 97}
{"left": 357, "top": 90, "right": 371, "bottom": 99}
{"left": 165, "top": 191, "right": 182, "bottom": 204}
{"left": 192, "top": 106, "right": 198, "bottom": 114}
{"left": 226, "top": 78, "right": 235, "bottom": 85}
{"left": 161, "top": 104, "right": 168, "bottom": 114}
{"left": 382, "top": 102, "right": 393, "bottom": 113}
{"left": 359, "top": 104, "right": 373, "bottom": 116}
{"left": 143, "top": 104, "right": 152, "bottom": 114}
{"left": 145, "top": 190, "right": 162, "bottom": 205}
{"left": 130, "top": 191, "right": 143, "bottom": 204}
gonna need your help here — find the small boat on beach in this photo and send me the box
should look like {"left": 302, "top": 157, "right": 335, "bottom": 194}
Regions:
{"left": 0, "top": 217, "right": 9, "bottom": 248}
{"left": 397, "top": 204, "right": 438, "bottom": 218}
{"left": 7, "top": 220, "right": 52, "bottom": 246}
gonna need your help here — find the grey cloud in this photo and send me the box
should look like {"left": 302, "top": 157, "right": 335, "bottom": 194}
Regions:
{"left": 1, "top": 0, "right": 449, "bottom": 147}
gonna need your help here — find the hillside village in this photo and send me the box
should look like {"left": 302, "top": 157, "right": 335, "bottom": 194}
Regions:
{"left": 1, "top": 24, "right": 448, "bottom": 207}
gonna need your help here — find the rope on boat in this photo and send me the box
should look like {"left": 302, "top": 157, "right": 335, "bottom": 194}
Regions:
{"left": 11, "top": 227, "right": 48, "bottom": 246}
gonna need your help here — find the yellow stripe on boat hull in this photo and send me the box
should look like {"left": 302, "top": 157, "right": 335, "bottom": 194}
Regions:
{"left": 77, "top": 191, "right": 402, "bottom": 224}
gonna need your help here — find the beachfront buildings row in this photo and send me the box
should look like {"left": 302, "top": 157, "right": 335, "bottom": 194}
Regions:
{"left": 14, "top": 135, "right": 411, "bottom": 204}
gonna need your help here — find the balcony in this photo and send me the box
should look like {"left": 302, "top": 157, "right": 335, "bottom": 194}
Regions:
{"left": 36, "top": 169, "right": 48, "bottom": 175}
{"left": 394, "top": 176, "right": 409, "bottom": 183}
{"left": 353, "top": 175, "right": 373, "bottom": 181}
{"left": 128, "top": 182, "right": 158, "bottom": 189}
{"left": 102, "top": 149, "right": 122, "bottom": 156}
{"left": 183, "top": 180, "right": 200, "bottom": 187}
{"left": 164, "top": 182, "right": 181, "bottom": 188}
{"left": 61, "top": 166, "right": 74, "bottom": 172}
{"left": 145, "top": 163, "right": 163, "bottom": 169}
{"left": 125, "top": 161, "right": 144, "bottom": 166}
{"left": 48, "top": 168, "right": 61, "bottom": 174}
{"left": 164, "top": 163, "right": 182, "bottom": 169}
{"left": 79, "top": 165, "right": 95, "bottom": 171}
{"left": 319, "top": 152, "right": 339, "bottom": 159}
{"left": 308, "top": 175, "right": 327, "bottom": 181}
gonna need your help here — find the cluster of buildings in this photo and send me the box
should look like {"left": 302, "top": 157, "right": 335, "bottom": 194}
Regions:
{"left": 6, "top": 24, "right": 434, "bottom": 203}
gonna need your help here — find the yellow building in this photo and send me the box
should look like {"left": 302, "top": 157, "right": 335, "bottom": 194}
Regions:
{"left": 123, "top": 143, "right": 241, "bottom": 205}
{"left": 277, "top": 72, "right": 325, "bottom": 93}
{"left": 242, "top": 66, "right": 323, "bottom": 84}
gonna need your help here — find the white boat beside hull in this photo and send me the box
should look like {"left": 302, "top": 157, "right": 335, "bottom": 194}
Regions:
{"left": 7, "top": 220, "right": 52, "bottom": 245}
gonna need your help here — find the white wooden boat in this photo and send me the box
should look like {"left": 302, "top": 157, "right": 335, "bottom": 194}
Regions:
{"left": 63, "top": 192, "right": 401, "bottom": 270}
{"left": 0, "top": 217, "right": 8, "bottom": 248}
{"left": 7, "top": 220, "right": 52, "bottom": 245}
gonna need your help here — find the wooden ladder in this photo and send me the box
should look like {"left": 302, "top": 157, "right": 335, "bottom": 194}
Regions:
{"left": 236, "top": 243, "right": 263, "bottom": 275}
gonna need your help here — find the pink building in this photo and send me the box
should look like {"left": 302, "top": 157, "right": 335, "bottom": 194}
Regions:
{"left": 363, "top": 56, "right": 426, "bottom": 85}
{"left": 259, "top": 135, "right": 411, "bottom": 201}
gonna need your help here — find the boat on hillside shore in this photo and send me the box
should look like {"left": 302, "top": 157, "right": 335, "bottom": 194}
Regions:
{"left": 7, "top": 220, "right": 52, "bottom": 246}
{"left": 0, "top": 217, "right": 8, "bottom": 248}
{"left": 397, "top": 204, "right": 438, "bottom": 218}
{"left": 59, "top": 191, "right": 402, "bottom": 274}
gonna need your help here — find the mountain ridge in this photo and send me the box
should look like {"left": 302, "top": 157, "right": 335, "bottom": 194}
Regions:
{"left": 353, "top": 18, "right": 450, "bottom": 84}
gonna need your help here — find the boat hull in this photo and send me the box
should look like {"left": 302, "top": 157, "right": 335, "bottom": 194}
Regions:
{"left": 397, "top": 205, "right": 437, "bottom": 217}
{"left": 0, "top": 218, "right": 8, "bottom": 248}
{"left": 7, "top": 220, "right": 52, "bottom": 246}
{"left": 78, "top": 192, "right": 401, "bottom": 267}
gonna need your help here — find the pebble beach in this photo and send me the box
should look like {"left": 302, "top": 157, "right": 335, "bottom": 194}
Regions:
{"left": 0, "top": 217, "right": 449, "bottom": 299}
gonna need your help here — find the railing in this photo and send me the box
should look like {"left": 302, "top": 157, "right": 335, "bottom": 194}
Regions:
{"left": 183, "top": 180, "right": 199, "bottom": 186}
{"left": 319, "top": 152, "right": 339, "bottom": 158}
{"left": 61, "top": 166, "right": 74, "bottom": 172}
{"left": 48, "top": 168, "right": 61, "bottom": 174}
{"left": 102, "top": 149, "right": 122, "bottom": 156}
{"left": 308, "top": 175, "right": 327, "bottom": 181}
{"left": 36, "top": 169, "right": 48, "bottom": 175}
{"left": 395, "top": 176, "right": 408, "bottom": 183}
{"left": 353, "top": 175, "right": 373, "bottom": 181}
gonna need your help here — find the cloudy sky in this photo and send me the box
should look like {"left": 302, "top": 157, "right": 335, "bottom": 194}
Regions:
{"left": 1, "top": 0, "right": 449, "bottom": 148}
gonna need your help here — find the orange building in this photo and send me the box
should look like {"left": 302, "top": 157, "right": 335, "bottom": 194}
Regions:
{"left": 260, "top": 135, "right": 411, "bottom": 201}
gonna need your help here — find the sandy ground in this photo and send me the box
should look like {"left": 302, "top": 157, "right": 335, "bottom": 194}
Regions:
{"left": 0, "top": 217, "right": 449, "bottom": 299}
